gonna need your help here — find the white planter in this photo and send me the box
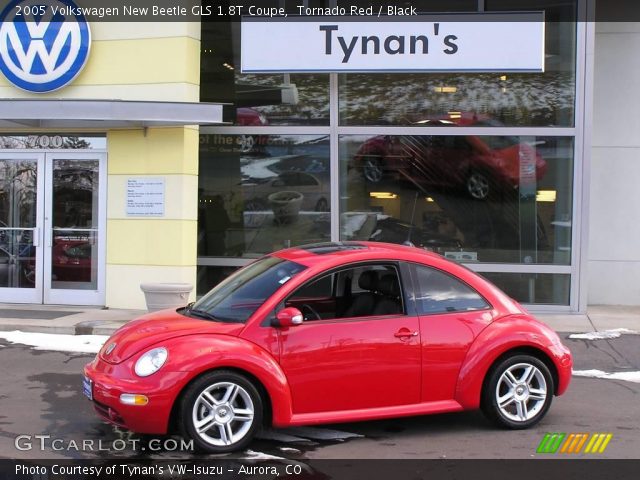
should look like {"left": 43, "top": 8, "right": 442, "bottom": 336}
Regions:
{"left": 140, "top": 282, "right": 193, "bottom": 312}
{"left": 268, "top": 190, "right": 304, "bottom": 224}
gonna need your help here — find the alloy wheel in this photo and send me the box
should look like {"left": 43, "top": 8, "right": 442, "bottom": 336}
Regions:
{"left": 192, "top": 381, "right": 255, "bottom": 447}
{"left": 495, "top": 362, "right": 548, "bottom": 423}
{"left": 467, "top": 172, "right": 490, "bottom": 199}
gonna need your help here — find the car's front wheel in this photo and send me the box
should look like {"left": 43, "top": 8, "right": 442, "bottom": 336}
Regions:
{"left": 481, "top": 354, "right": 554, "bottom": 429}
{"left": 180, "top": 370, "right": 263, "bottom": 453}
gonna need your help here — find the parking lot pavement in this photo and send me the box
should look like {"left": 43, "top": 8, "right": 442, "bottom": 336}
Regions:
{"left": 0, "top": 329, "right": 638, "bottom": 460}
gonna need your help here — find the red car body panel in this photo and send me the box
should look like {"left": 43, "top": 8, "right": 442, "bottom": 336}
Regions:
{"left": 84, "top": 242, "right": 572, "bottom": 435}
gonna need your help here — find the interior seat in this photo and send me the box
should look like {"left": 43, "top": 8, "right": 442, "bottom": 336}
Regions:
{"left": 373, "top": 274, "right": 402, "bottom": 315}
{"left": 343, "top": 270, "right": 379, "bottom": 318}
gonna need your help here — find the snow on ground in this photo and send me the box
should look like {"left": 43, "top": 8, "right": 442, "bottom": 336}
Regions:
{"left": 243, "top": 450, "right": 287, "bottom": 461}
{"left": 569, "top": 328, "right": 638, "bottom": 340}
{"left": 0, "top": 331, "right": 108, "bottom": 354}
{"left": 573, "top": 369, "right": 640, "bottom": 384}
{"left": 284, "top": 426, "right": 364, "bottom": 441}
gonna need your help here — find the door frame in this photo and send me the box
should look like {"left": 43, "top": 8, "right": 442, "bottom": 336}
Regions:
{"left": 0, "top": 151, "right": 45, "bottom": 304}
{"left": 0, "top": 149, "right": 107, "bottom": 306}
{"left": 43, "top": 151, "right": 107, "bottom": 306}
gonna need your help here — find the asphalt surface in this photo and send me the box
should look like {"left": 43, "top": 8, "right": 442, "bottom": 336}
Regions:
{"left": 0, "top": 333, "right": 638, "bottom": 463}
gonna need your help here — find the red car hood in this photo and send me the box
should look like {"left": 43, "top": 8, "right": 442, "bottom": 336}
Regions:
{"left": 98, "top": 309, "right": 245, "bottom": 364}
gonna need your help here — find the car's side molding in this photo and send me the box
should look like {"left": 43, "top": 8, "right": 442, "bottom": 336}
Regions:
{"left": 454, "top": 316, "right": 562, "bottom": 410}
{"left": 161, "top": 335, "right": 294, "bottom": 427}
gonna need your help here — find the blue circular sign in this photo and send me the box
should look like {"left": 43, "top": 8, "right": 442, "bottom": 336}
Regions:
{"left": 0, "top": 0, "right": 91, "bottom": 93}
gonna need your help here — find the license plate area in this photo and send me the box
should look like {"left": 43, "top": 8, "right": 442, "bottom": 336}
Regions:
{"left": 82, "top": 376, "right": 93, "bottom": 401}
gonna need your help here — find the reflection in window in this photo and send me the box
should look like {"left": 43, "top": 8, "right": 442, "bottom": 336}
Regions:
{"left": 199, "top": 134, "right": 330, "bottom": 257}
{"left": 339, "top": 3, "right": 576, "bottom": 127}
{"left": 340, "top": 135, "right": 573, "bottom": 265}
{"left": 200, "top": 21, "right": 329, "bottom": 125}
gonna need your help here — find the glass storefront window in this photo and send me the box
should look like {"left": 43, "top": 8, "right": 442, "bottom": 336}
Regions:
{"left": 480, "top": 272, "right": 570, "bottom": 306}
{"left": 200, "top": 18, "right": 329, "bottom": 125}
{"left": 339, "top": 135, "right": 573, "bottom": 265}
{"left": 199, "top": 133, "right": 330, "bottom": 258}
{"left": 339, "top": 2, "right": 577, "bottom": 127}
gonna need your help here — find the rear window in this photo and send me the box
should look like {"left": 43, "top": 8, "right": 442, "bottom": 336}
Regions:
{"left": 413, "top": 265, "right": 489, "bottom": 314}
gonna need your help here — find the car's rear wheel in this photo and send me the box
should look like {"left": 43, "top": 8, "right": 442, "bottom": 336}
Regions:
{"left": 362, "top": 156, "right": 384, "bottom": 183}
{"left": 180, "top": 370, "right": 263, "bottom": 453}
{"left": 466, "top": 171, "right": 490, "bottom": 200}
{"left": 481, "top": 354, "right": 553, "bottom": 429}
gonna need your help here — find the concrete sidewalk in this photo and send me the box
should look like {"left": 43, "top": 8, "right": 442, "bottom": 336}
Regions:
{"left": 0, "top": 304, "right": 638, "bottom": 336}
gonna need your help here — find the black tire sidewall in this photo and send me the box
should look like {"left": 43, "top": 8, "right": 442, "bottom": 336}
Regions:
{"left": 180, "top": 370, "right": 263, "bottom": 453}
{"left": 482, "top": 354, "right": 554, "bottom": 429}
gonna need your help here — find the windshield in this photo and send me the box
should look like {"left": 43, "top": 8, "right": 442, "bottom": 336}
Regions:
{"left": 189, "top": 256, "right": 306, "bottom": 323}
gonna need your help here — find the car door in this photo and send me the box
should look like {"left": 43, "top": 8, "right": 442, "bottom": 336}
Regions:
{"left": 409, "top": 263, "right": 494, "bottom": 403}
{"left": 277, "top": 263, "right": 421, "bottom": 415}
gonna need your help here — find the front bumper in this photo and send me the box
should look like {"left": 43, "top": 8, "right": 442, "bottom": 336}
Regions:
{"left": 83, "top": 357, "right": 190, "bottom": 434}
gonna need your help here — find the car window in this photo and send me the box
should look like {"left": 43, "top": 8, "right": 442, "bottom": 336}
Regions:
{"left": 413, "top": 265, "right": 489, "bottom": 315}
{"left": 285, "top": 263, "right": 405, "bottom": 321}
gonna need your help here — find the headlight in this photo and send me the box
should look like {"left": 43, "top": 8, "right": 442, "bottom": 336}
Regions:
{"left": 134, "top": 347, "right": 168, "bottom": 377}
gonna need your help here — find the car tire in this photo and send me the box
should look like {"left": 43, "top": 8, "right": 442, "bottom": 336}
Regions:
{"left": 362, "top": 156, "right": 384, "bottom": 183}
{"left": 466, "top": 171, "right": 490, "bottom": 200}
{"left": 481, "top": 354, "right": 554, "bottom": 429}
{"left": 179, "top": 370, "right": 263, "bottom": 453}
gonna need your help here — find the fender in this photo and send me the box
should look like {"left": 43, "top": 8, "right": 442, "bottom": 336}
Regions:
{"left": 161, "top": 334, "right": 294, "bottom": 426}
{"left": 454, "top": 315, "right": 564, "bottom": 410}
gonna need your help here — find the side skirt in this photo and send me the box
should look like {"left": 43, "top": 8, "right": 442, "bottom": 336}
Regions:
{"left": 280, "top": 400, "right": 464, "bottom": 427}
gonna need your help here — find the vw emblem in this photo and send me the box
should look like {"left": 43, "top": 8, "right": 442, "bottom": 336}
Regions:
{"left": 104, "top": 342, "right": 117, "bottom": 355}
{"left": 0, "top": 0, "right": 91, "bottom": 93}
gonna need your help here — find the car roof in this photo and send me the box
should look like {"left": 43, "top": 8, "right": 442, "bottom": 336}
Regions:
{"left": 273, "top": 241, "right": 441, "bottom": 267}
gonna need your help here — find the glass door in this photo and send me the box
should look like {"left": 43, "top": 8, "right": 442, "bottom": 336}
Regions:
{"left": 0, "top": 153, "right": 44, "bottom": 303}
{"left": 44, "top": 152, "right": 106, "bottom": 305}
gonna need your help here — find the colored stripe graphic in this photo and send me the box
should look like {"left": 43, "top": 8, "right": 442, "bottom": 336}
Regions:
{"left": 537, "top": 433, "right": 565, "bottom": 453}
{"left": 538, "top": 433, "right": 613, "bottom": 454}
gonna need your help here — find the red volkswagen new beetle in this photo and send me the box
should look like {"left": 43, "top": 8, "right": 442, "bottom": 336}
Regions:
{"left": 84, "top": 242, "right": 572, "bottom": 453}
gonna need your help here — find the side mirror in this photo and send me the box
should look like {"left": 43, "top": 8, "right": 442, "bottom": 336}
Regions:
{"left": 274, "top": 307, "right": 304, "bottom": 328}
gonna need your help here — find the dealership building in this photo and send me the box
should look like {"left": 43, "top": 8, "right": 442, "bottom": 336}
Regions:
{"left": 0, "top": 0, "right": 636, "bottom": 313}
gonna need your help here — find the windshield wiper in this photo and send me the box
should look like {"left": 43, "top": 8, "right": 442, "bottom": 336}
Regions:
{"left": 185, "top": 304, "right": 217, "bottom": 321}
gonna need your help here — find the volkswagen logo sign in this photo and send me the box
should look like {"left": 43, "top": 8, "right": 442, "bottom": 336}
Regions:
{"left": 0, "top": 0, "right": 91, "bottom": 93}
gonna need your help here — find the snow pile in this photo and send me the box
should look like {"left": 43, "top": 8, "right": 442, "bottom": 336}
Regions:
{"left": 569, "top": 328, "right": 638, "bottom": 340}
{"left": 0, "top": 331, "right": 108, "bottom": 354}
{"left": 573, "top": 369, "right": 640, "bottom": 384}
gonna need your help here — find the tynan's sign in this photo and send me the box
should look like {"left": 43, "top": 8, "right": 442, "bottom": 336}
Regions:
{"left": 241, "top": 13, "right": 545, "bottom": 73}
{"left": 0, "top": 0, "right": 91, "bottom": 93}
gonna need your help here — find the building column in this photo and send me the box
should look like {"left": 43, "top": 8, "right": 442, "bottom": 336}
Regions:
{"left": 105, "top": 127, "right": 199, "bottom": 309}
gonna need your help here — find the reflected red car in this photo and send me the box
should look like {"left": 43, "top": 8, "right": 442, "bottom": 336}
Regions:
{"left": 84, "top": 242, "right": 571, "bottom": 453}
{"left": 353, "top": 113, "right": 548, "bottom": 200}
{"left": 52, "top": 239, "right": 92, "bottom": 282}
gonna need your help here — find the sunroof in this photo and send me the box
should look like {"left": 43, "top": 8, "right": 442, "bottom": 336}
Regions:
{"left": 297, "top": 242, "right": 368, "bottom": 255}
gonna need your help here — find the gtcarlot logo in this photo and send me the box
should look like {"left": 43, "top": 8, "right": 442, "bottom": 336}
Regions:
{"left": 14, "top": 434, "right": 194, "bottom": 453}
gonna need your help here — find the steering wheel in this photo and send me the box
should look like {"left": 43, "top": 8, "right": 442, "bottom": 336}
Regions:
{"left": 301, "top": 304, "right": 322, "bottom": 321}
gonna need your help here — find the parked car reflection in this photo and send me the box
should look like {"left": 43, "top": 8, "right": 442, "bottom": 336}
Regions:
{"left": 52, "top": 239, "right": 92, "bottom": 282}
{"left": 353, "top": 113, "right": 547, "bottom": 200}
{"left": 241, "top": 171, "right": 329, "bottom": 212}
{"left": 340, "top": 212, "right": 463, "bottom": 254}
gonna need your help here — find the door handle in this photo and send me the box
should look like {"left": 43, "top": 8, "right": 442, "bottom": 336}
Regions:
{"left": 394, "top": 329, "right": 418, "bottom": 338}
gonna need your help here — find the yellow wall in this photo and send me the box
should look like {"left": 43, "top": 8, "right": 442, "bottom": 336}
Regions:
{"left": 0, "top": 22, "right": 200, "bottom": 102}
{"left": 106, "top": 127, "right": 200, "bottom": 309}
